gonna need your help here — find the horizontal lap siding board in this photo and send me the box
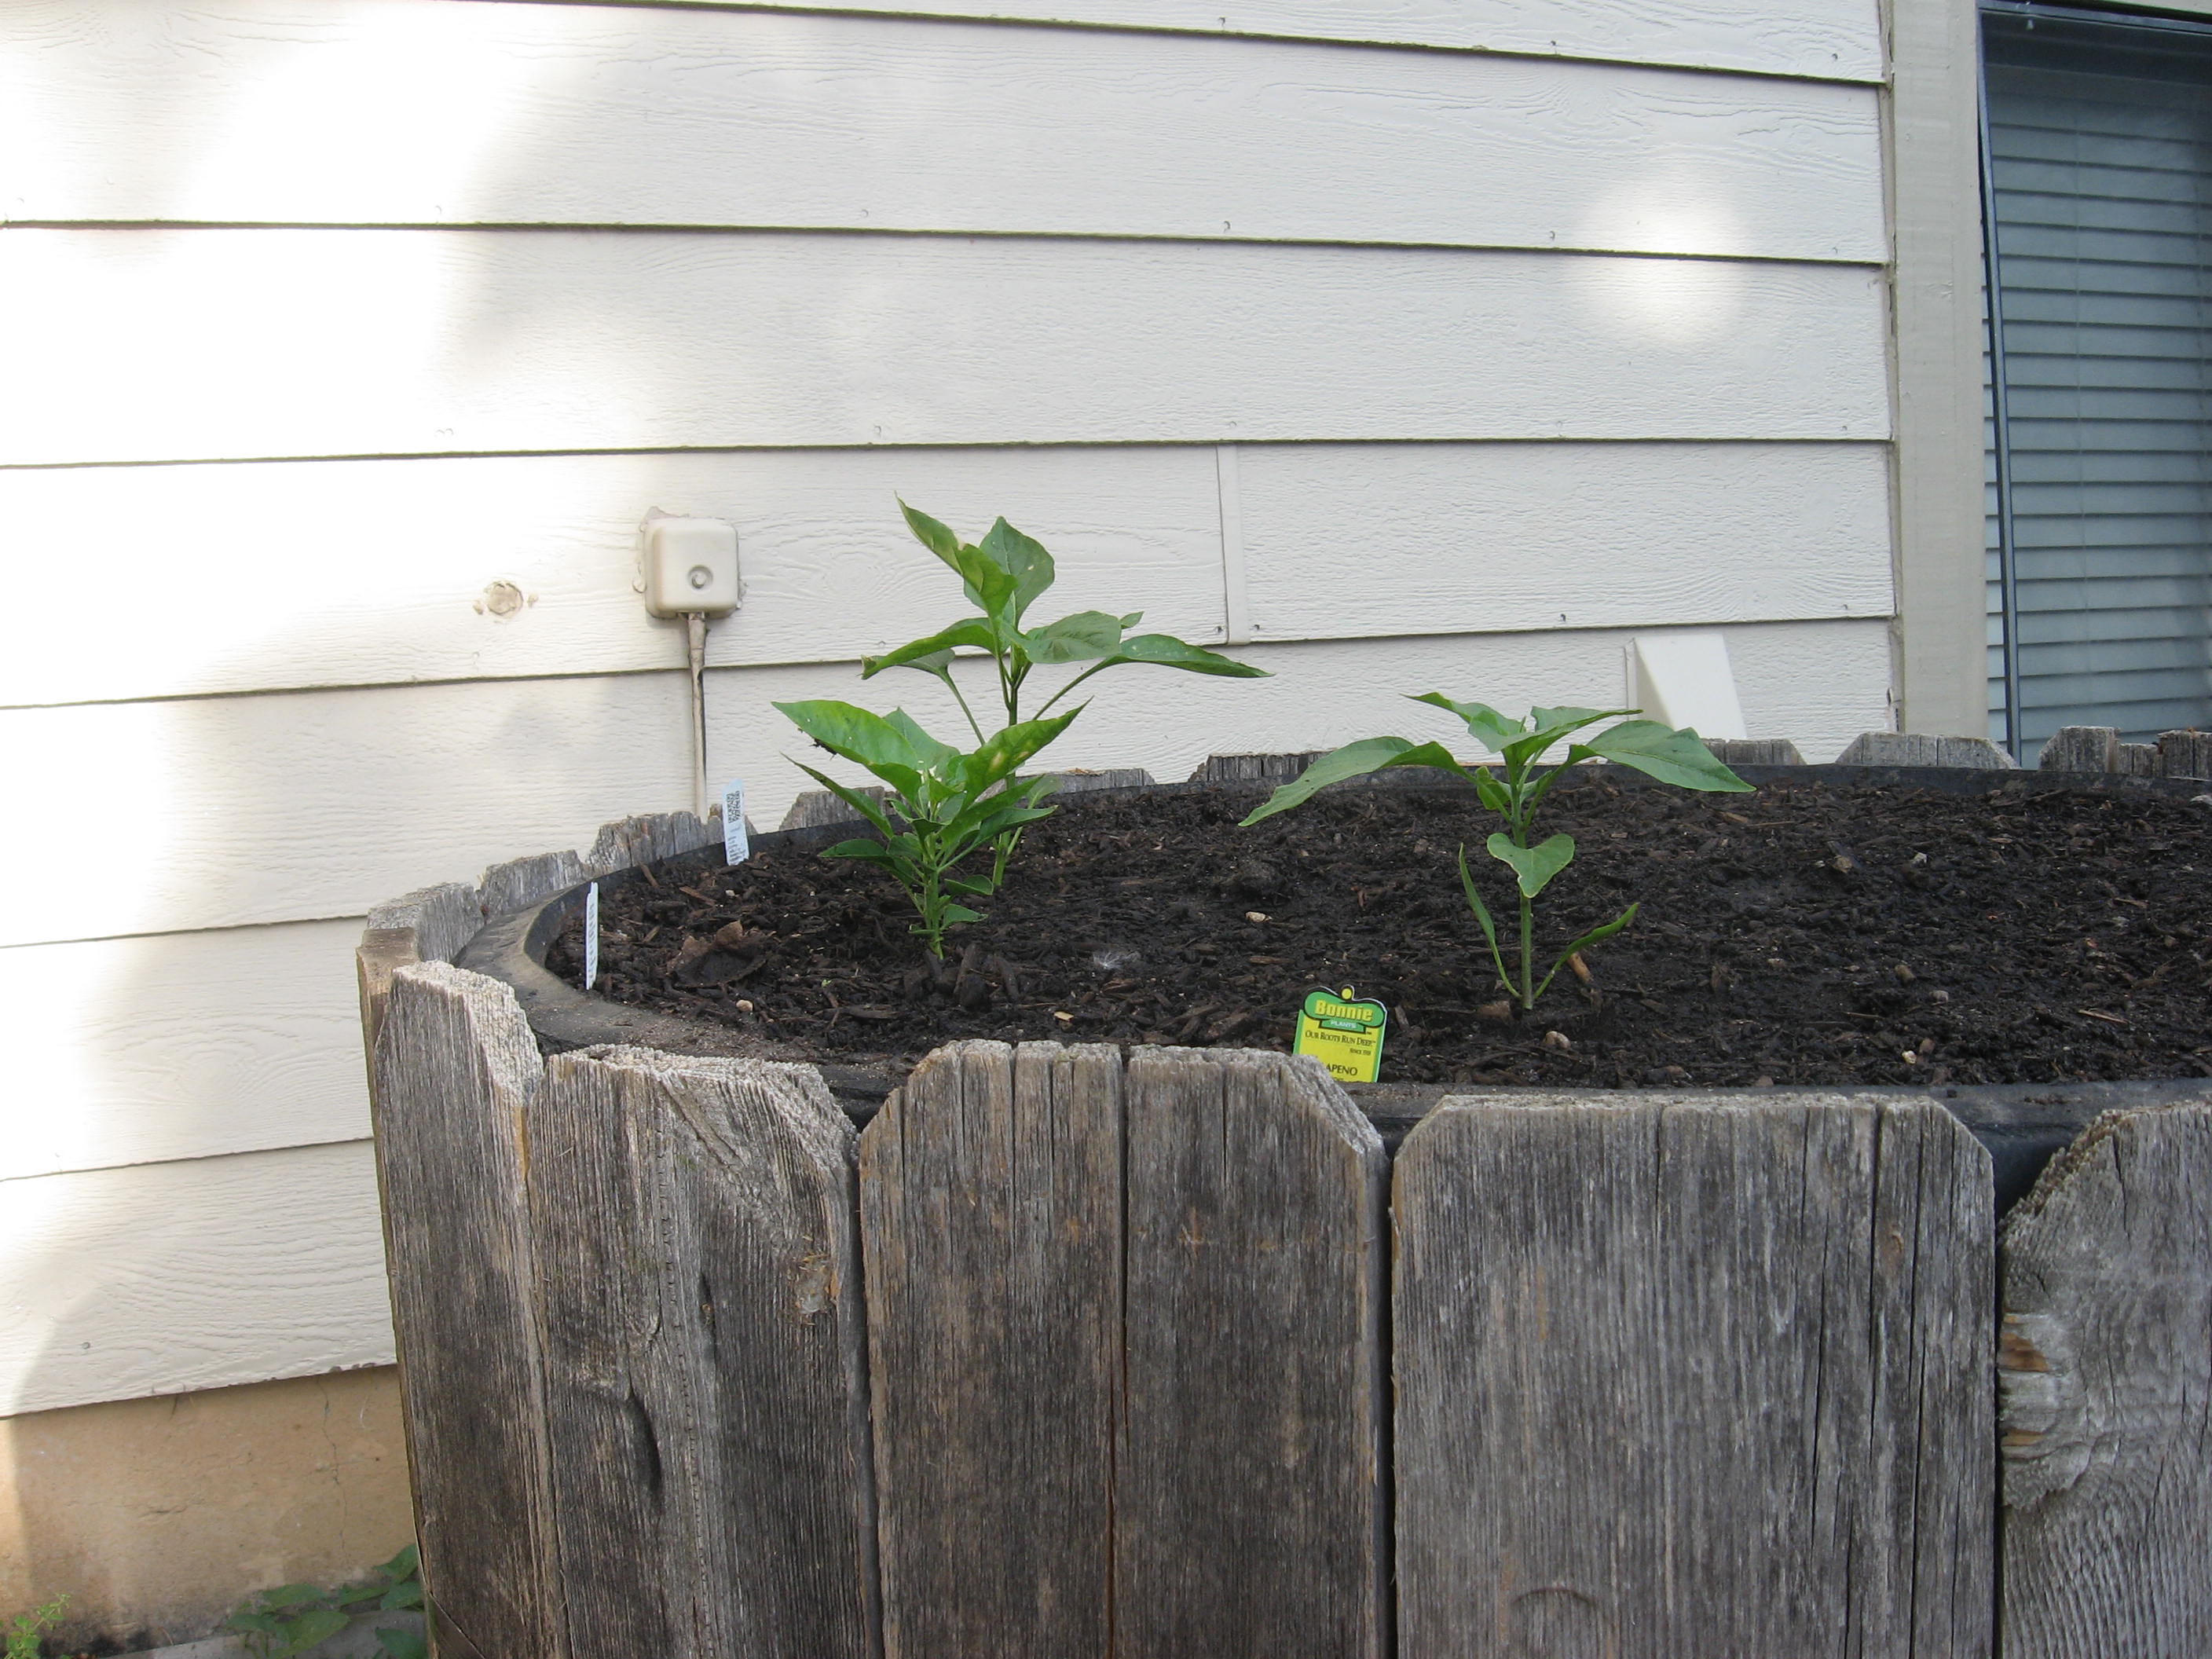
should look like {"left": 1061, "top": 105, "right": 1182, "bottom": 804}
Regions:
{"left": 0, "top": 1139, "right": 392, "bottom": 1415}
{"left": 9, "top": 3, "right": 1884, "bottom": 263}
{"left": 532, "top": 1049, "right": 875, "bottom": 1659}
{"left": 1393, "top": 1093, "right": 1994, "bottom": 1657}
{"left": 0, "top": 232, "right": 1892, "bottom": 465}
{"left": 1238, "top": 441, "right": 1893, "bottom": 642}
{"left": 0, "top": 919, "right": 368, "bottom": 1181}
{"left": 1999, "top": 1103, "right": 2212, "bottom": 1657}
{"left": 480, "top": 0, "right": 1885, "bottom": 79}
{"left": 0, "top": 617, "right": 1888, "bottom": 947}
{"left": 0, "top": 442, "right": 1887, "bottom": 707}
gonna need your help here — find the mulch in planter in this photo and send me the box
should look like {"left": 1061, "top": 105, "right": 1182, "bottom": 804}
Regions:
{"left": 548, "top": 776, "right": 2212, "bottom": 1089}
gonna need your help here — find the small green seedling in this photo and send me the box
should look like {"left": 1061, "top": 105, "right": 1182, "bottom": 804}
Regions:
{"left": 5, "top": 1595, "right": 68, "bottom": 1659}
{"left": 1242, "top": 697, "right": 1751, "bottom": 1010}
{"left": 776, "top": 698, "right": 1075, "bottom": 958}
{"left": 866, "top": 502, "right": 1266, "bottom": 880}
{"left": 225, "top": 1544, "right": 424, "bottom": 1659}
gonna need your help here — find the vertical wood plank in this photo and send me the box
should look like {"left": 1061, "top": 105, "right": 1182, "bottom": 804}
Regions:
{"left": 861, "top": 1039, "right": 1122, "bottom": 1659}
{"left": 1999, "top": 1102, "right": 2212, "bottom": 1657}
{"left": 1393, "top": 1092, "right": 1992, "bottom": 1658}
{"left": 531, "top": 1046, "right": 877, "bottom": 1659}
{"left": 371, "top": 961, "right": 567, "bottom": 1659}
{"left": 1115, "top": 1047, "right": 1389, "bottom": 1659}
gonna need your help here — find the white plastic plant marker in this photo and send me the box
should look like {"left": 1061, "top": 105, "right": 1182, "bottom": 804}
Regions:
{"left": 722, "top": 779, "right": 750, "bottom": 866}
{"left": 1629, "top": 632, "right": 1748, "bottom": 740}
{"left": 584, "top": 881, "right": 600, "bottom": 991}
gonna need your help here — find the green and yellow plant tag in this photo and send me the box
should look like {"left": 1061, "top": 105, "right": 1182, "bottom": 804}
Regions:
{"left": 1293, "top": 987, "right": 1387, "bottom": 1084}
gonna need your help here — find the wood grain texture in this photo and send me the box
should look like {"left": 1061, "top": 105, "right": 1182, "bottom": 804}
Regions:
{"left": 532, "top": 1047, "right": 875, "bottom": 1659}
{"left": 372, "top": 961, "right": 567, "bottom": 1659}
{"left": 1834, "top": 731, "right": 2016, "bottom": 768}
{"left": 478, "top": 850, "right": 591, "bottom": 921}
{"left": 1, "top": 230, "right": 1891, "bottom": 466}
{"left": 861, "top": 1040, "right": 1122, "bottom": 1657}
{"left": 2037, "top": 726, "right": 2119, "bottom": 771}
{"left": 1999, "top": 1102, "right": 2212, "bottom": 1657}
{"left": 0, "top": 445, "right": 1226, "bottom": 705}
{"left": 412, "top": 0, "right": 1887, "bottom": 79}
{"left": 9, "top": 3, "right": 1881, "bottom": 259}
{"left": 1116, "top": 1046, "right": 1389, "bottom": 1658}
{"left": 2157, "top": 729, "right": 2212, "bottom": 781}
{"left": 1238, "top": 441, "right": 1893, "bottom": 642}
{"left": 0, "top": 1138, "right": 392, "bottom": 1416}
{"left": 1393, "top": 1092, "right": 1994, "bottom": 1657}
{"left": 364, "top": 881, "right": 482, "bottom": 967}
{"left": 0, "top": 918, "right": 369, "bottom": 1181}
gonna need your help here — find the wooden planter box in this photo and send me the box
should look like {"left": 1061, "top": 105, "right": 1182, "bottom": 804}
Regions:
{"left": 358, "top": 757, "right": 2212, "bottom": 1658}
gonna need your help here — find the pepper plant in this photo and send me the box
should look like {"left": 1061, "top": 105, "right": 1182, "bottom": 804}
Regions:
{"left": 1241, "top": 697, "right": 1751, "bottom": 1010}
{"left": 864, "top": 502, "right": 1267, "bottom": 880}
{"left": 775, "top": 698, "right": 1075, "bottom": 958}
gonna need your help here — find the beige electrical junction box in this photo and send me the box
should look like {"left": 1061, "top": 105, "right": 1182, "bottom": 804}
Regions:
{"left": 642, "top": 515, "right": 742, "bottom": 617}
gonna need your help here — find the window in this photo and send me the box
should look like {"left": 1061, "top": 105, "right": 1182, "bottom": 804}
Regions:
{"left": 1982, "top": 2, "right": 2212, "bottom": 753}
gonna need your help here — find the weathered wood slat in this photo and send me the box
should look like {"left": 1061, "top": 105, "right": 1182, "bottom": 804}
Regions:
{"left": 478, "top": 848, "right": 590, "bottom": 919}
{"left": 372, "top": 962, "right": 567, "bottom": 1659}
{"left": 1393, "top": 1092, "right": 1992, "bottom": 1657}
{"left": 861, "top": 1040, "right": 1123, "bottom": 1658}
{"left": 1115, "top": 1048, "right": 1389, "bottom": 1658}
{"left": 1705, "top": 736, "right": 1806, "bottom": 765}
{"left": 584, "top": 810, "right": 719, "bottom": 875}
{"left": 1999, "top": 1102, "right": 2212, "bottom": 1657}
{"left": 1835, "top": 731, "right": 2016, "bottom": 768}
{"left": 2037, "top": 725, "right": 2118, "bottom": 772}
{"left": 2157, "top": 728, "right": 2212, "bottom": 781}
{"left": 359, "top": 881, "right": 483, "bottom": 1051}
{"left": 1186, "top": 752, "right": 1324, "bottom": 784}
{"left": 531, "top": 1047, "right": 876, "bottom": 1659}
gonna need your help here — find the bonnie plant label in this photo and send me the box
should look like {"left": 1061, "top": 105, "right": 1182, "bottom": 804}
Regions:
{"left": 584, "top": 881, "right": 601, "bottom": 991}
{"left": 722, "top": 778, "right": 750, "bottom": 866}
{"left": 1293, "top": 987, "right": 1386, "bottom": 1084}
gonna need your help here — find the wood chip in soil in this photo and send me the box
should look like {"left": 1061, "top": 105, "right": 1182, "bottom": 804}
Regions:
{"left": 548, "top": 777, "right": 2212, "bottom": 1089}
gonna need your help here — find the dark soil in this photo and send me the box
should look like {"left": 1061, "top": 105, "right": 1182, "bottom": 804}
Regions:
{"left": 549, "top": 776, "right": 2212, "bottom": 1089}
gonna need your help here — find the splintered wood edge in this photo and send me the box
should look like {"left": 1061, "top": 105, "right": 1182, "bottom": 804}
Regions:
{"left": 562, "top": 1042, "right": 857, "bottom": 1179}
{"left": 1129, "top": 1044, "right": 1384, "bottom": 1161}
{"left": 2003, "top": 1101, "right": 2212, "bottom": 1236}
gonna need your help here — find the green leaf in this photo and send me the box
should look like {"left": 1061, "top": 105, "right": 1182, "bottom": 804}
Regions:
{"left": 331, "top": 1583, "right": 386, "bottom": 1606}
{"left": 1533, "top": 903, "right": 1642, "bottom": 1002}
{"left": 1507, "top": 705, "right": 1636, "bottom": 769}
{"left": 377, "top": 1583, "right": 424, "bottom": 1611}
{"left": 227, "top": 1613, "right": 287, "bottom": 1635}
{"left": 861, "top": 618, "right": 995, "bottom": 678}
{"left": 1239, "top": 737, "right": 1481, "bottom": 826}
{"left": 276, "top": 1608, "right": 351, "bottom": 1654}
{"left": 258, "top": 1586, "right": 328, "bottom": 1611}
{"left": 957, "top": 707, "right": 1084, "bottom": 797}
{"left": 898, "top": 498, "right": 962, "bottom": 566}
{"left": 821, "top": 837, "right": 901, "bottom": 866}
{"left": 1408, "top": 693, "right": 1525, "bottom": 753}
{"left": 1104, "top": 632, "right": 1269, "bottom": 677}
{"left": 775, "top": 701, "right": 928, "bottom": 798}
{"left": 1486, "top": 832, "right": 1577, "bottom": 899}
{"left": 792, "top": 763, "right": 900, "bottom": 840}
{"left": 942, "top": 874, "right": 996, "bottom": 897}
{"left": 940, "top": 903, "right": 984, "bottom": 925}
{"left": 899, "top": 501, "right": 1020, "bottom": 619}
{"left": 884, "top": 709, "right": 961, "bottom": 775}
{"left": 977, "top": 518, "right": 1057, "bottom": 620}
{"left": 1470, "top": 767, "right": 1511, "bottom": 814}
{"left": 376, "top": 1545, "right": 419, "bottom": 1581}
{"left": 1021, "top": 610, "right": 1126, "bottom": 664}
{"left": 1569, "top": 720, "right": 1754, "bottom": 792}
{"left": 1455, "top": 845, "right": 1513, "bottom": 990}
{"left": 375, "top": 1628, "right": 429, "bottom": 1659}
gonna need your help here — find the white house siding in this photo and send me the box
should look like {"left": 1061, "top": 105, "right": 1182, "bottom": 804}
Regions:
{"left": 0, "top": 0, "right": 1892, "bottom": 1415}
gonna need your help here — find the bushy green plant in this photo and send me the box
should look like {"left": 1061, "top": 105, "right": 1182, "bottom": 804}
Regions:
{"left": 864, "top": 503, "right": 1266, "bottom": 881}
{"left": 1242, "top": 698, "right": 1751, "bottom": 1010}
{"left": 5, "top": 1595, "right": 68, "bottom": 1659}
{"left": 225, "top": 1545, "right": 424, "bottom": 1659}
{"left": 775, "top": 700, "right": 1073, "bottom": 958}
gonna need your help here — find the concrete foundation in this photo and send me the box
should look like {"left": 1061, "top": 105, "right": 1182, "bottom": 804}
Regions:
{"left": 0, "top": 1368, "right": 413, "bottom": 1652}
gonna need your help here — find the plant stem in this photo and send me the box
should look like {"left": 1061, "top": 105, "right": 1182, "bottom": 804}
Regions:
{"left": 944, "top": 672, "right": 987, "bottom": 745}
{"left": 1518, "top": 894, "right": 1535, "bottom": 1010}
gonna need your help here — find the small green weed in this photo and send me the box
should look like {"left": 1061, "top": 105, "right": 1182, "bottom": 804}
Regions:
{"left": 225, "top": 1545, "right": 424, "bottom": 1659}
{"left": 5, "top": 1594, "right": 68, "bottom": 1659}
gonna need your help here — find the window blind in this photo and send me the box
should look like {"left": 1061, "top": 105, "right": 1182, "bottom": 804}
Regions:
{"left": 1983, "top": 9, "right": 2212, "bottom": 752}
